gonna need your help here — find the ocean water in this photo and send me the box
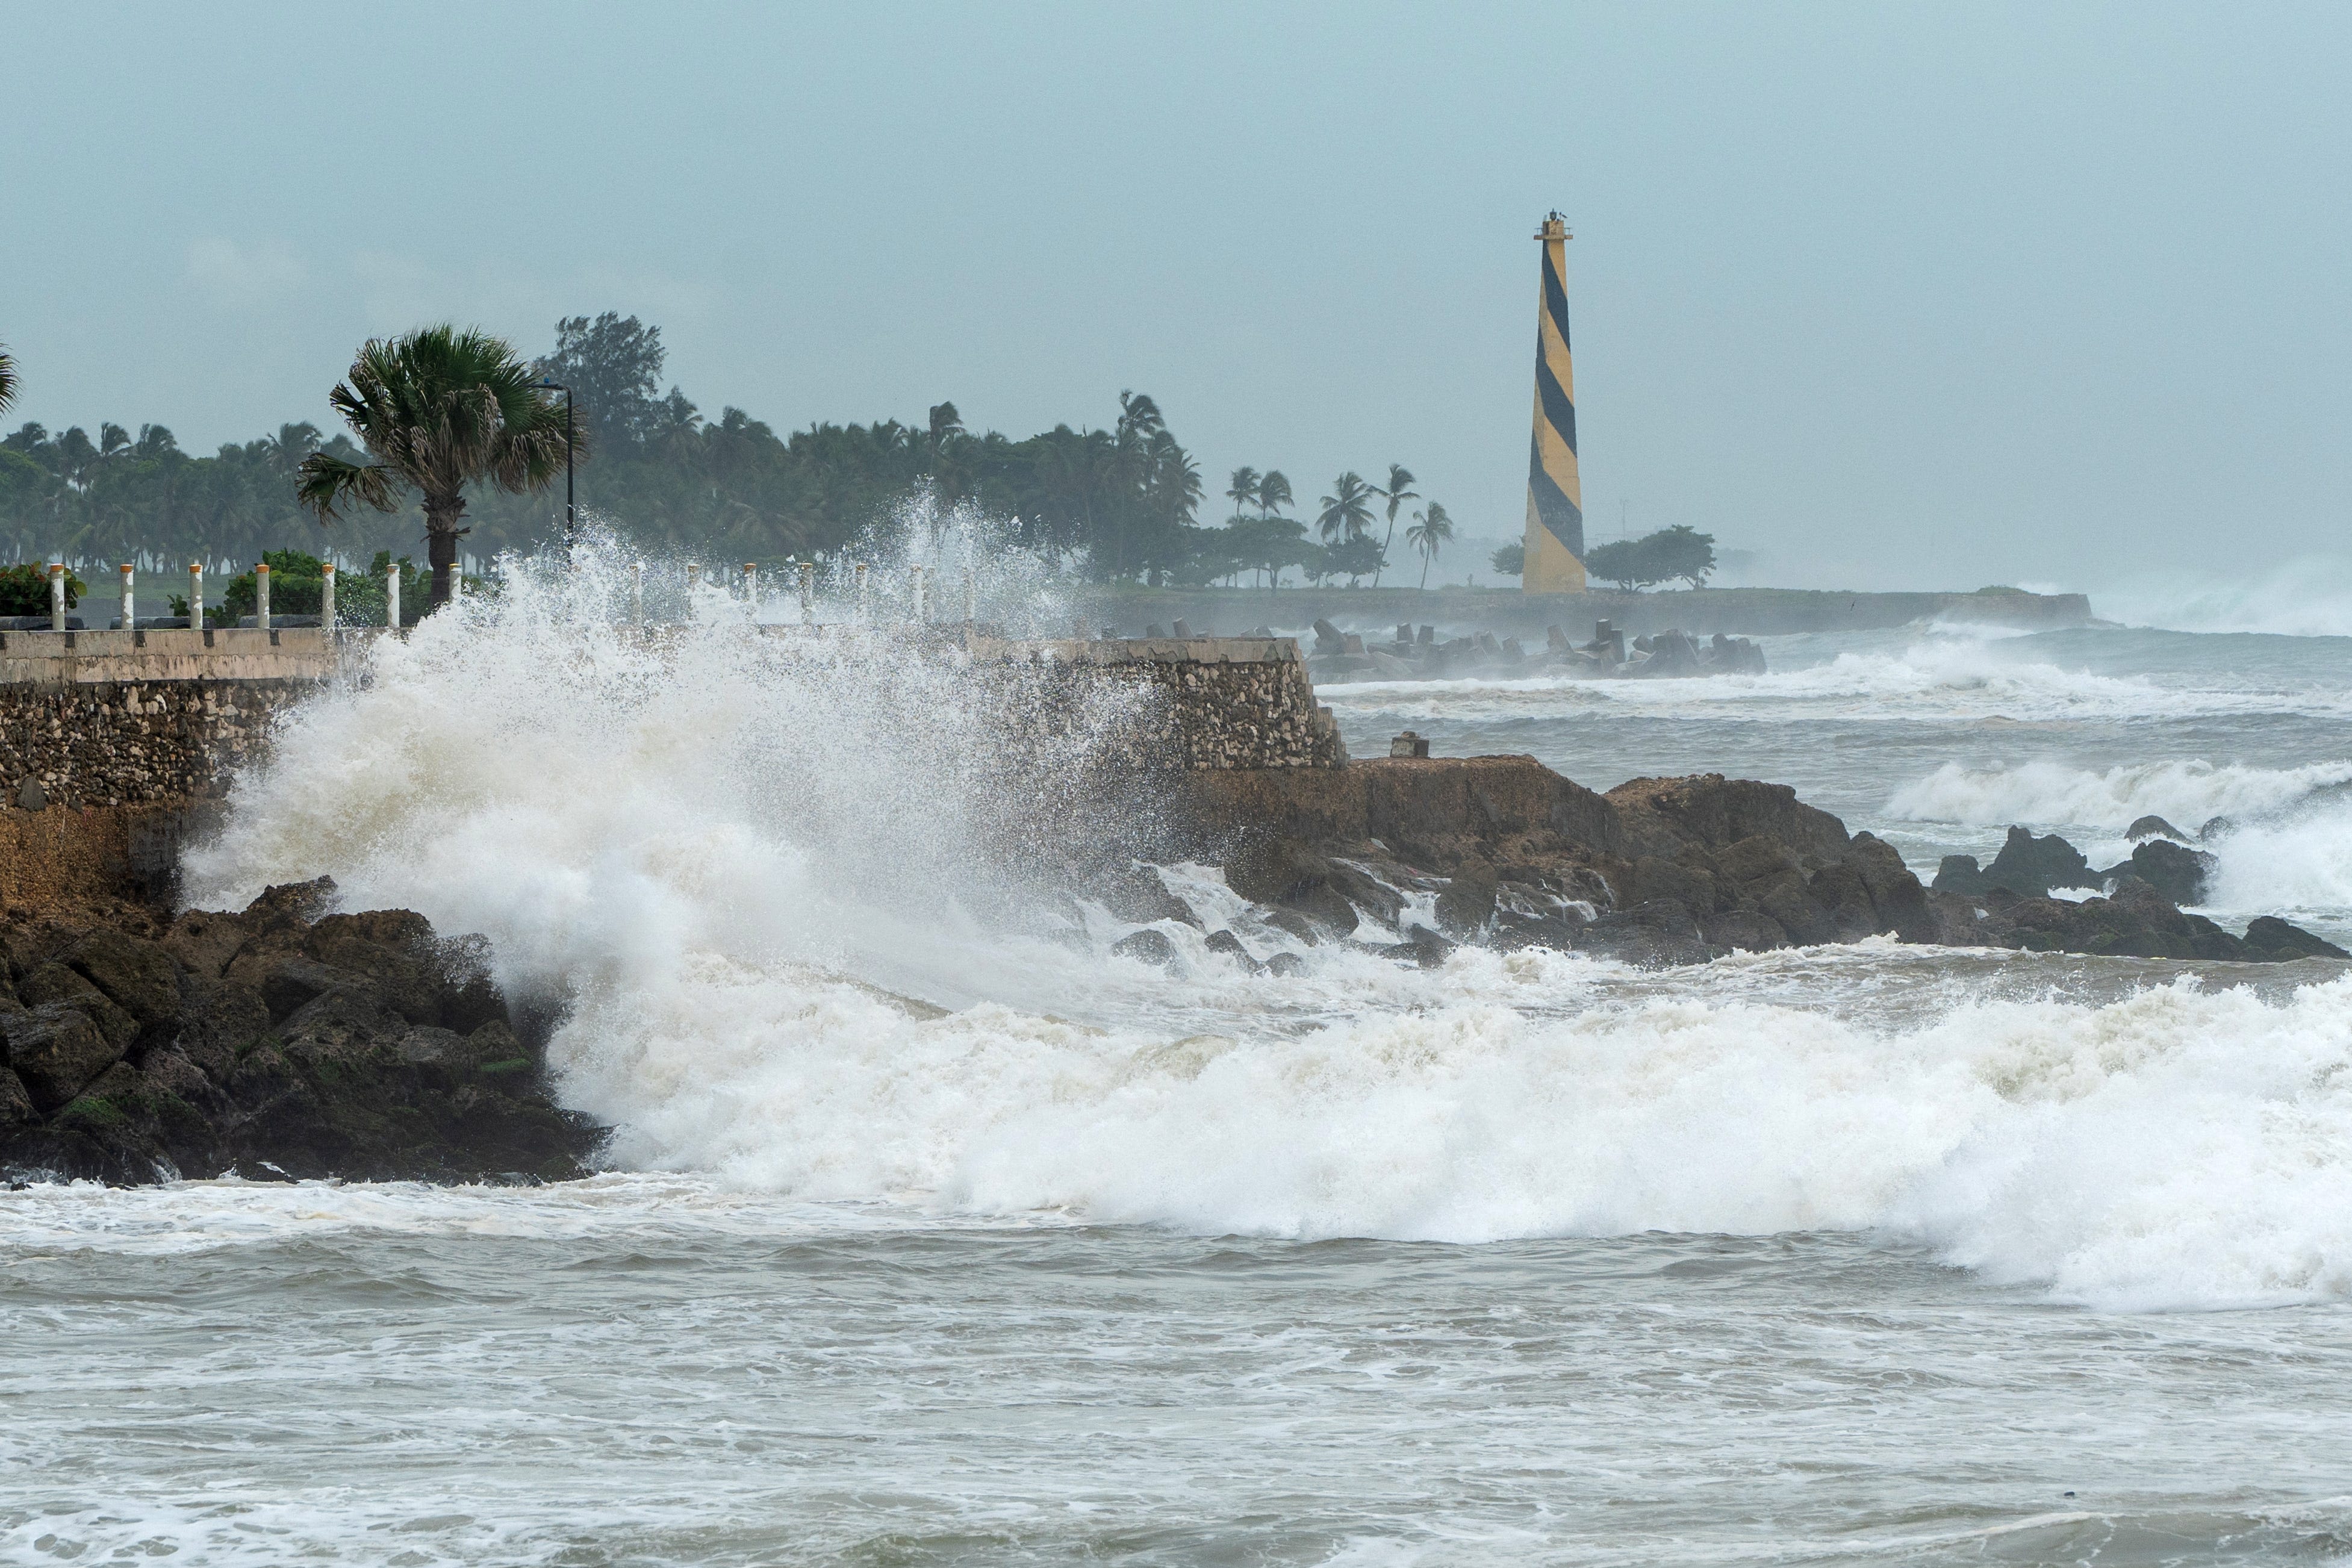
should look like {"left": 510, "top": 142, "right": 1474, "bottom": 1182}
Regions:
{"left": 9, "top": 558, "right": 2352, "bottom": 1566}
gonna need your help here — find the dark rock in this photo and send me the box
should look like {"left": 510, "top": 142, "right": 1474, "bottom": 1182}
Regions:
{"left": 233, "top": 952, "right": 377, "bottom": 1026}
{"left": 65, "top": 930, "right": 183, "bottom": 1036}
{"left": 1324, "top": 860, "right": 1407, "bottom": 924}
{"left": 1092, "top": 863, "right": 1201, "bottom": 930}
{"left": 1311, "top": 618, "right": 1345, "bottom": 653}
{"left": 1202, "top": 929, "right": 1262, "bottom": 972}
{"left": 1110, "top": 929, "right": 1178, "bottom": 966}
{"left": 16, "top": 964, "right": 137, "bottom": 1053}
{"left": 2198, "top": 815, "right": 2234, "bottom": 842}
{"left": 1400, "top": 923, "right": 1455, "bottom": 968}
{"left": 1262, "top": 909, "right": 1322, "bottom": 947}
{"left": 16, "top": 777, "right": 48, "bottom": 812}
{"left": 2, "top": 1003, "right": 123, "bottom": 1112}
{"left": 1493, "top": 912, "right": 1588, "bottom": 951}
{"left": 1700, "top": 908, "right": 1789, "bottom": 953}
{"left": 1845, "top": 833, "right": 1938, "bottom": 942}
{"left": 0, "top": 1066, "right": 34, "bottom": 1126}
{"left": 1934, "top": 854, "right": 1988, "bottom": 895}
{"left": 1576, "top": 900, "right": 1711, "bottom": 968}
{"left": 1434, "top": 870, "right": 1498, "bottom": 937}
{"left": 1265, "top": 952, "right": 1307, "bottom": 976}
{"left": 2098, "top": 838, "right": 2216, "bottom": 906}
{"left": 243, "top": 876, "right": 338, "bottom": 932}
{"left": 2127, "top": 815, "right": 2191, "bottom": 843}
{"left": 179, "top": 977, "right": 269, "bottom": 1083}
{"left": 1224, "top": 836, "right": 1332, "bottom": 906}
{"left": 159, "top": 909, "right": 252, "bottom": 980}
{"left": 2241, "top": 917, "right": 2351, "bottom": 962}
{"left": 1982, "top": 826, "right": 2095, "bottom": 896}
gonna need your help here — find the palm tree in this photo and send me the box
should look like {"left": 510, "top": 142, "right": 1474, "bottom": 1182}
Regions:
{"left": 0, "top": 340, "right": 16, "bottom": 415}
{"left": 1317, "top": 471, "right": 1376, "bottom": 545}
{"left": 1256, "top": 470, "right": 1293, "bottom": 519}
{"left": 1407, "top": 502, "right": 1454, "bottom": 590}
{"left": 1370, "top": 463, "right": 1417, "bottom": 587}
{"left": 296, "top": 326, "right": 577, "bottom": 607}
{"left": 1225, "top": 466, "right": 1259, "bottom": 521}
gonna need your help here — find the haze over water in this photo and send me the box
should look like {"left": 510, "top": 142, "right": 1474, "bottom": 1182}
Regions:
{"left": 8, "top": 555, "right": 2352, "bottom": 1564}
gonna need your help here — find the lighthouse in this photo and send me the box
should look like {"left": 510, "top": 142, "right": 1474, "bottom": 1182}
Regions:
{"left": 1522, "top": 212, "right": 1587, "bottom": 594}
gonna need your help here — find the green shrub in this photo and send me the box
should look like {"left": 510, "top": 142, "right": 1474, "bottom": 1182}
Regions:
{"left": 0, "top": 562, "right": 87, "bottom": 615}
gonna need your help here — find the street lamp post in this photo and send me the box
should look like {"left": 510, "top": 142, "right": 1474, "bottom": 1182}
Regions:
{"left": 536, "top": 377, "right": 575, "bottom": 547}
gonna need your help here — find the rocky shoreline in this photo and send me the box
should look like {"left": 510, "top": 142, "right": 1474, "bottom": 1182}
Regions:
{"left": 8, "top": 755, "right": 2343, "bottom": 1189}
{"left": 1131, "top": 758, "right": 2350, "bottom": 971}
{"left": 2, "top": 878, "right": 598, "bottom": 1186}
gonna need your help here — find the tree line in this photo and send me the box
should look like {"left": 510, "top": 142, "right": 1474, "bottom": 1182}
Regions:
{"left": 0, "top": 313, "right": 1467, "bottom": 591}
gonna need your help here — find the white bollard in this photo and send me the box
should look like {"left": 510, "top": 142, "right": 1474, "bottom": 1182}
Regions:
{"left": 452, "top": 559, "right": 464, "bottom": 601}
{"left": 742, "top": 561, "right": 758, "bottom": 611}
{"left": 320, "top": 562, "right": 336, "bottom": 629}
{"left": 853, "top": 561, "right": 869, "bottom": 623}
{"left": 49, "top": 563, "right": 66, "bottom": 631}
{"left": 798, "top": 561, "right": 814, "bottom": 625}
{"left": 119, "top": 563, "right": 134, "bottom": 629}
{"left": 189, "top": 563, "right": 204, "bottom": 632}
{"left": 255, "top": 562, "right": 271, "bottom": 630}
{"left": 386, "top": 562, "right": 400, "bottom": 630}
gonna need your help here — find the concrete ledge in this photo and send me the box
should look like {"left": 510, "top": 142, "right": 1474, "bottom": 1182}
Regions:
{"left": 0, "top": 626, "right": 379, "bottom": 686}
{"left": 966, "top": 635, "right": 1301, "bottom": 665}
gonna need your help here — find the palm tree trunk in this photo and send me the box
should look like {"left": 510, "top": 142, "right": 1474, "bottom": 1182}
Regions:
{"left": 1374, "top": 518, "right": 1395, "bottom": 587}
{"left": 423, "top": 493, "right": 466, "bottom": 608}
{"left": 1419, "top": 552, "right": 1431, "bottom": 591}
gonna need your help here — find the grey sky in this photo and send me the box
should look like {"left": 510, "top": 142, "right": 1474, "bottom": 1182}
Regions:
{"left": 5, "top": 1, "right": 2347, "bottom": 591}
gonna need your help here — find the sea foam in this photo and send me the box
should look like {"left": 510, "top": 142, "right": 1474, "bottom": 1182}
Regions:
{"left": 179, "top": 550, "right": 2352, "bottom": 1310}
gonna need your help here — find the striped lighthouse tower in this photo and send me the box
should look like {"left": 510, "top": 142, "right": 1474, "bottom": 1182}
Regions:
{"left": 1522, "top": 211, "right": 1587, "bottom": 593}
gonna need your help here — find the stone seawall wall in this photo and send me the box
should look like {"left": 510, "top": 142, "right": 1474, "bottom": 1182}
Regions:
{"left": 969, "top": 637, "right": 1346, "bottom": 770}
{"left": 0, "top": 680, "right": 309, "bottom": 810}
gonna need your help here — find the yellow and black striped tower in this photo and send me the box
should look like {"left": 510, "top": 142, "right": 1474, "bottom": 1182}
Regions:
{"left": 1522, "top": 211, "right": 1587, "bottom": 593}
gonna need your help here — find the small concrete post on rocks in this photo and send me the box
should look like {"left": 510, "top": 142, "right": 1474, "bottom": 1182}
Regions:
{"left": 385, "top": 562, "right": 400, "bottom": 630}
{"left": 853, "top": 562, "right": 869, "bottom": 622}
{"left": 255, "top": 562, "right": 271, "bottom": 629}
{"left": 741, "top": 562, "right": 758, "bottom": 611}
{"left": 798, "top": 561, "right": 815, "bottom": 625}
{"left": 320, "top": 562, "right": 336, "bottom": 629}
{"left": 119, "top": 564, "right": 134, "bottom": 629}
{"left": 909, "top": 564, "right": 926, "bottom": 623}
{"left": 451, "top": 559, "right": 464, "bottom": 602}
{"left": 189, "top": 564, "right": 204, "bottom": 632}
{"left": 48, "top": 563, "right": 65, "bottom": 630}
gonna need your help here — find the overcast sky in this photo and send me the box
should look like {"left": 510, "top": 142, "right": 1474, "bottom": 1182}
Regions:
{"left": 5, "top": 1, "right": 2348, "bottom": 591}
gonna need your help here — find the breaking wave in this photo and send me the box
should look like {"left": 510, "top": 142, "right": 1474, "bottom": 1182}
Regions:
{"left": 170, "top": 544, "right": 2352, "bottom": 1310}
{"left": 1885, "top": 758, "right": 2352, "bottom": 832}
{"left": 1325, "top": 636, "right": 2348, "bottom": 726}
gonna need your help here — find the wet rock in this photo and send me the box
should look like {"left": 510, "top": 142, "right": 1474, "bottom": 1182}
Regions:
{"left": 1434, "top": 869, "right": 1498, "bottom": 937}
{"left": 1933, "top": 854, "right": 1990, "bottom": 895}
{"left": 16, "top": 964, "right": 137, "bottom": 1053}
{"left": 2, "top": 889, "right": 602, "bottom": 1186}
{"left": 2097, "top": 838, "right": 2215, "bottom": 906}
{"left": 1576, "top": 900, "right": 1711, "bottom": 968}
{"left": 64, "top": 930, "right": 183, "bottom": 1037}
{"left": 1092, "top": 863, "right": 1201, "bottom": 930}
{"left": 1977, "top": 826, "right": 2097, "bottom": 897}
{"left": 159, "top": 909, "right": 252, "bottom": 981}
{"left": 0, "top": 1066, "right": 34, "bottom": 1126}
{"left": 1262, "top": 909, "right": 1322, "bottom": 947}
{"left": 2, "top": 1003, "right": 123, "bottom": 1112}
{"left": 1400, "top": 922, "right": 1455, "bottom": 968}
{"left": 1264, "top": 951, "right": 1307, "bottom": 977}
{"left": 1110, "top": 929, "right": 1178, "bottom": 966}
{"left": 1202, "top": 929, "right": 1263, "bottom": 972}
{"left": 2241, "top": 917, "right": 2351, "bottom": 962}
{"left": 2127, "top": 815, "right": 2191, "bottom": 843}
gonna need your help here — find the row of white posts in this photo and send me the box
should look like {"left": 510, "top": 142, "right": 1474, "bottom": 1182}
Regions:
{"left": 34, "top": 555, "right": 978, "bottom": 634}
{"left": 37, "top": 561, "right": 417, "bottom": 632}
